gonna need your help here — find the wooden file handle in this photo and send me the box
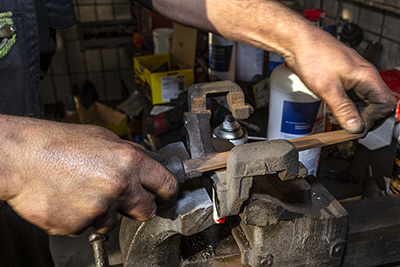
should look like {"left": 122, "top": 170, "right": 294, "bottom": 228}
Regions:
{"left": 182, "top": 130, "right": 364, "bottom": 175}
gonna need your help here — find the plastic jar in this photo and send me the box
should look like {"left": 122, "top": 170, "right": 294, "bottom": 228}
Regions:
{"left": 267, "top": 64, "right": 325, "bottom": 176}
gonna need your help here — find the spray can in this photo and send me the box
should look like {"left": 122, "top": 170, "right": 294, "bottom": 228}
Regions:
{"left": 267, "top": 64, "right": 325, "bottom": 176}
{"left": 208, "top": 33, "right": 236, "bottom": 81}
{"left": 214, "top": 115, "right": 248, "bottom": 145}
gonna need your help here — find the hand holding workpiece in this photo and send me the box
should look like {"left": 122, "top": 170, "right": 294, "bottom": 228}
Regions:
{"left": 0, "top": 115, "right": 177, "bottom": 235}
{"left": 286, "top": 28, "right": 396, "bottom": 134}
{"left": 153, "top": 0, "right": 396, "bottom": 134}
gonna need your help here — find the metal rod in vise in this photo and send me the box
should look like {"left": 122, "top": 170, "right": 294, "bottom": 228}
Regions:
{"left": 88, "top": 232, "right": 110, "bottom": 267}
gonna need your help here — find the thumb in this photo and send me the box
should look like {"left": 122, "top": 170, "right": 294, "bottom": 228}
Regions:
{"left": 319, "top": 84, "right": 365, "bottom": 133}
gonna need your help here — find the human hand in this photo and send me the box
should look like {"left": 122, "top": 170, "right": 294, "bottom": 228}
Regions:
{"left": 2, "top": 116, "right": 177, "bottom": 235}
{"left": 286, "top": 29, "right": 396, "bottom": 134}
{"left": 150, "top": 0, "right": 395, "bottom": 134}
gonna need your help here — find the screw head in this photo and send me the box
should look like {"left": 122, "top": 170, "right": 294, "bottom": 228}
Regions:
{"left": 260, "top": 254, "right": 273, "bottom": 266}
{"left": 330, "top": 241, "right": 346, "bottom": 257}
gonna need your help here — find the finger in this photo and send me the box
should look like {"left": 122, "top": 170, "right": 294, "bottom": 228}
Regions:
{"left": 125, "top": 140, "right": 165, "bottom": 162}
{"left": 352, "top": 82, "right": 397, "bottom": 133}
{"left": 120, "top": 185, "right": 157, "bottom": 221}
{"left": 318, "top": 82, "right": 365, "bottom": 133}
{"left": 93, "top": 212, "right": 118, "bottom": 234}
{"left": 361, "top": 103, "right": 395, "bottom": 133}
{"left": 342, "top": 65, "right": 398, "bottom": 132}
{"left": 134, "top": 150, "right": 178, "bottom": 200}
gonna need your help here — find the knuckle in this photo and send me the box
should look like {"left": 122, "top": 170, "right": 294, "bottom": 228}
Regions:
{"left": 139, "top": 207, "right": 156, "bottom": 221}
{"left": 335, "top": 100, "right": 356, "bottom": 115}
{"left": 118, "top": 143, "right": 143, "bottom": 167}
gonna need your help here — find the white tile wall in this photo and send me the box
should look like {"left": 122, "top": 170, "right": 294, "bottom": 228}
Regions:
{"left": 102, "top": 48, "right": 119, "bottom": 71}
{"left": 85, "top": 50, "right": 102, "bottom": 72}
{"left": 97, "top": 5, "right": 114, "bottom": 21}
{"left": 380, "top": 38, "right": 400, "bottom": 69}
{"left": 77, "top": 0, "right": 95, "bottom": 4}
{"left": 96, "top": 0, "right": 114, "bottom": 4}
{"left": 79, "top": 6, "right": 97, "bottom": 22}
{"left": 88, "top": 72, "right": 107, "bottom": 101}
{"left": 53, "top": 75, "right": 73, "bottom": 103}
{"left": 105, "top": 72, "right": 122, "bottom": 101}
{"left": 321, "top": 0, "right": 400, "bottom": 70}
{"left": 70, "top": 74, "right": 87, "bottom": 86}
{"left": 63, "top": 24, "right": 80, "bottom": 42}
{"left": 40, "top": 77, "right": 56, "bottom": 104}
{"left": 308, "top": 0, "right": 321, "bottom": 8}
{"left": 121, "top": 70, "right": 135, "bottom": 93}
{"left": 359, "top": 6, "right": 384, "bottom": 34}
{"left": 383, "top": 13, "right": 400, "bottom": 42}
{"left": 115, "top": 4, "right": 133, "bottom": 20}
{"left": 362, "top": 31, "right": 380, "bottom": 42}
{"left": 67, "top": 41, "right": 86, "bottom": 73}
{"left": 51, "top": 47, "right": 69, "bottom": 74}
{"left": 342, "top": 2, "right": 360, "bottom": 22}
{"left": 118, "top": 48, "right": 132, "bottom": 69}
{"left": 323, "top": 0, "right": 339, "bottom": 17}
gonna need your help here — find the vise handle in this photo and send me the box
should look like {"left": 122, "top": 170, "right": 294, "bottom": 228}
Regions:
{"left": 182, "top": 130, "right": 364, "bottom": 175}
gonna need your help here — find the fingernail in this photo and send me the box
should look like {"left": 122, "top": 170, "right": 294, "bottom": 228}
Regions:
{"left": 148, "top": 208, "right": 157, "bottom": 220}
{"left": 344, "top": 118, "right": 364, "bottom": 133}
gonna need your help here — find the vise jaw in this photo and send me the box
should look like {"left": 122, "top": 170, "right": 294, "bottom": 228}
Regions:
{"left": 212, "top": 139, "right": 307, "bottom": 219}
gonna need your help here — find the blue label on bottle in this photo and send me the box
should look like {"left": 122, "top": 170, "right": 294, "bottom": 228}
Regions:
{"left": 209, "top": 44, "right": 233, "bottom": 72}
{"left": 268, "top": 61, "right": 282, "bottom": 74}
{"left": 281, "top": 100, "right": 321, "bottom": 134}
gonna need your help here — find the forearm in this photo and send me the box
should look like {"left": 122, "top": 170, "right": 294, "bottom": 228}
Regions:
{"left": 0, "top": 115, "right": 29, "bottom": 200}
{"left": 152, "top": 0, "right": 320, "bottom": 58}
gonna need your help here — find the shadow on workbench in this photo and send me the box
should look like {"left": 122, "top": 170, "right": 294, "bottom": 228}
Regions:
{"left": 318, "top": 137, "right": 397, "bottom": 200}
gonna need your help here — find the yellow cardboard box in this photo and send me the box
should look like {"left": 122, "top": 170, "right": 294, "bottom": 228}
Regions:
{"left": 65, "top": 99, "right": 128, "bottom": 137}
{"left": 134, "top": 23, "right": 197, "bottom": 105}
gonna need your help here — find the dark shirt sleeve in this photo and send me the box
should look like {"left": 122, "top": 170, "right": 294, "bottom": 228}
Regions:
{"left": 44, "top": 0, "right": 76, "bottom": 29}
{"left": 135, "top": 0, "right": 154, "bottom": 11}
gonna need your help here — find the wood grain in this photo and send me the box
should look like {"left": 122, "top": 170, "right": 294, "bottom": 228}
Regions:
{"left": 182, "top": 130, "right": 363, "bottom": 175}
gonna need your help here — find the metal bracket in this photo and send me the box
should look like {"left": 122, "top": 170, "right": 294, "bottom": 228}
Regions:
{"left": 188, "top": 80, "right": 253, "bottom": 118}
{"left": 212, "top": 139, "right": 307, "bottom": 218}
{"left": 184, "top": 81, "right": 253, "bottom": 159}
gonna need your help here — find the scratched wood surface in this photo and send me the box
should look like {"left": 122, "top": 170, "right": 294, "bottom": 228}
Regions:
{"left": 182, "top": 130, "right": 364, "bottom": 175}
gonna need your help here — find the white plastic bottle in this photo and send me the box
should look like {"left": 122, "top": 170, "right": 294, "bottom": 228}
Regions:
{"left": 267, "top": 64, "right": 325, "bottom": 176}
{"left": 235, "top": 42, "right": 263, "bottom": 82}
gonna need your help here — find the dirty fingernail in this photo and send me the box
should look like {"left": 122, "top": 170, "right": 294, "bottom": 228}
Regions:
{"left": 344, "top": 118, "right": 364, "bottom": 133}
{"left": 148, "top": 208, "right": 157, "bottom": 220}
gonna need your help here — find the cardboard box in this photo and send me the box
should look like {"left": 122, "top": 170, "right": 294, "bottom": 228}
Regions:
{"left": 134, "top": 23, "right": 197, "bottom": 105}
{"left": 65, "top": 100, "right": 128, "bottom": 137}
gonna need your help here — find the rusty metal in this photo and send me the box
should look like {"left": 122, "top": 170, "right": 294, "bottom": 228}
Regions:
{"left": 158, "top": 142, "right": 190, "bottom": 183}
{"left": 184, "top": 81, "right": 253, "bottom": 159}
{"left": 232, "top": 176, "right": 349, "bottom": 267}
{"left": 212, "top": 139, "right": 308, "bottom": 219}
{"left": 119, "top": 187, "right": 214, "bottom": 266}
{"left": 118, "top": 81, "right": 400, "bottom": 267}
{"left": 120, "top": 81, "right": 314, "bottom": 266}
{"left": 88, "top": 233, "right": 110, "bottom": 267}
{"left": 187, "top": 81, "right": 253, "bottom": 119}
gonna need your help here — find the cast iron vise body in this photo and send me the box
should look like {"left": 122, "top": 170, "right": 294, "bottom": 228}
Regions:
{"left": 119, "top": 81, "right": 400, "bottom": 267}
